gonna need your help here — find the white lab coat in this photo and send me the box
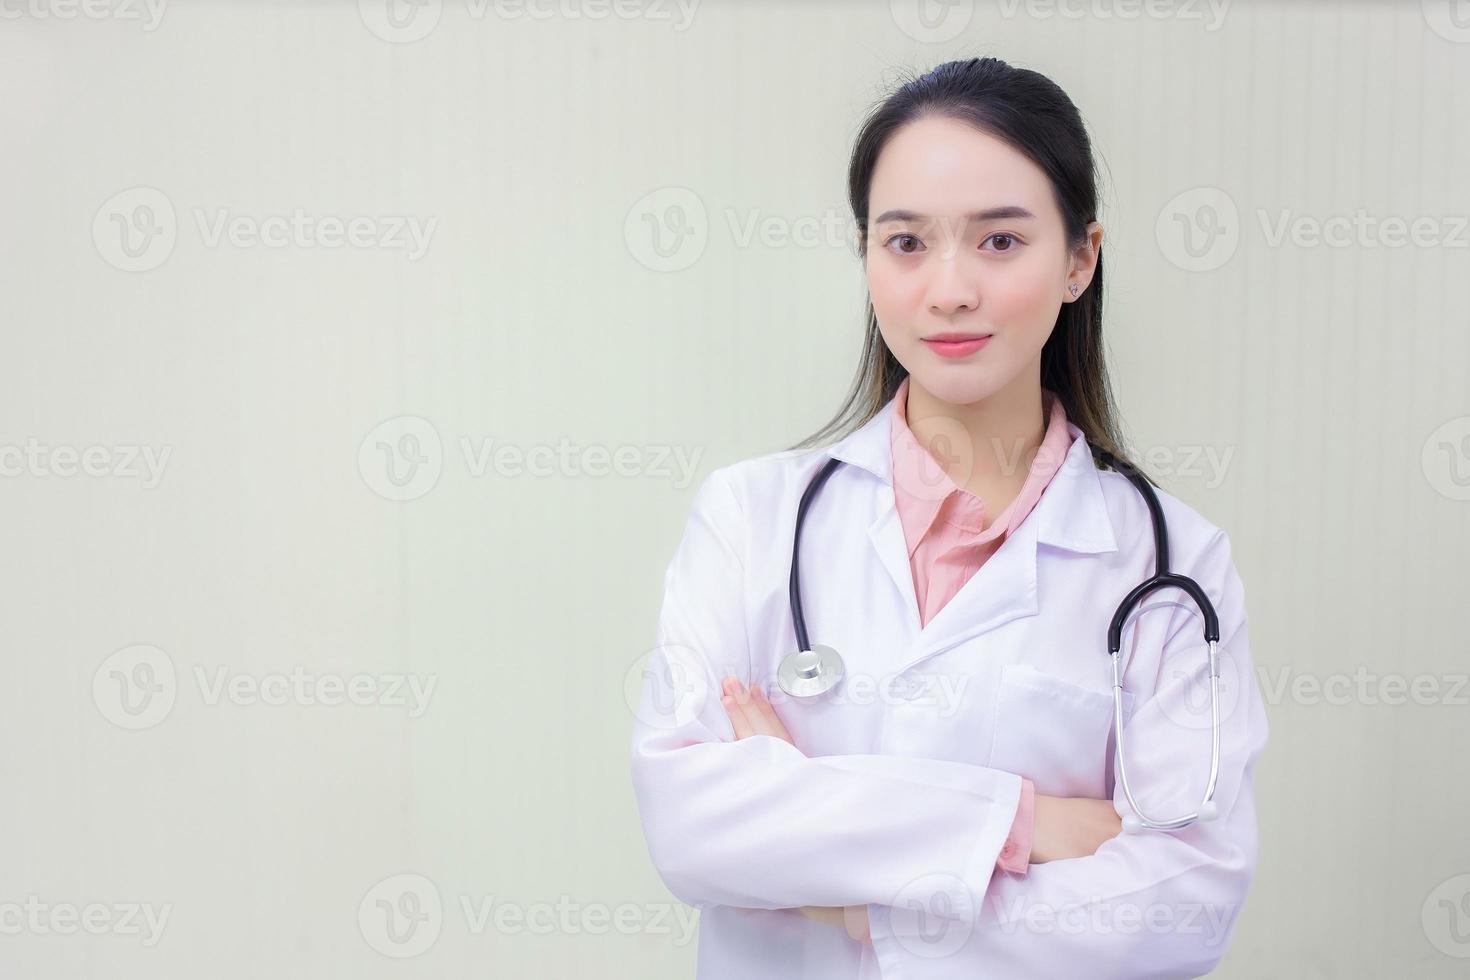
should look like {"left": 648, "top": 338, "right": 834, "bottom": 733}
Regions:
{"left": 628, "top": 395, "right": 1268, "bottom": 980}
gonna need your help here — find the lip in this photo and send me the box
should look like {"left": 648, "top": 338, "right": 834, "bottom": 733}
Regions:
{"left": 921, "top": 333, "right": 993, "bottom": 358}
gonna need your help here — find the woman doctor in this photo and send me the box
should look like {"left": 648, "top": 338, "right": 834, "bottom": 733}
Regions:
{"left": 629, "top": 57, "right": 1267, "bottom": 980}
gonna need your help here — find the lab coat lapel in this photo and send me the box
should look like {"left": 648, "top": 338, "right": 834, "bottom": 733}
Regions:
{"left": 867, "top": 504, "right": 922, "bottom": 634}
{"left": 902, "top": 422, "right": 1120, "bottom": 672}
{"left": 824, "top": 398, "right": 923, "bottom": 633}
{"left": 826, "top": 407, "right": 1119, "bottom": 676}
{"left": 904, "top": 505, "right": 1040, "bottom": 670}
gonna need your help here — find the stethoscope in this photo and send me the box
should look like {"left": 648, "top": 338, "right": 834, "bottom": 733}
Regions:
{"left": 779, "top": 444, "right": 1223, "bottom": 833}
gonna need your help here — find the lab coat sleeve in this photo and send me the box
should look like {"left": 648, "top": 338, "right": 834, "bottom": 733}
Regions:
{"left": 628, "top": 466, "right": 1025, "bottom": 914}
{"left": 866, "top": 528, "right": 1269, "bottom": 980}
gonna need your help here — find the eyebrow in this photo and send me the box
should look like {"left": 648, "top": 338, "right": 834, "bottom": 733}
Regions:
{"left": 872, "top": 206, "right": 1037, "bottom": 224}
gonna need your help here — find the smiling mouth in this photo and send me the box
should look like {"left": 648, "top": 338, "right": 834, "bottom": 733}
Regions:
{"left": 921, "top": 334, "right": 994, "bottom": 358}
{"left": 921, "top": 332, "right": 993, "bottom": 342}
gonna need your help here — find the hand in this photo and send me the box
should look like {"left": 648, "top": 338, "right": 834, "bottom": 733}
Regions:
{"left": 794, "top": 903, "right": 871, "bottom": 944}
{"left": 719, "top": 676, "right": 797, "bottom": 745}
{"left": 1029, "top": 793, "right": 1123, "bottom": 864}
{"left": 719, "top": 678, "right": 871, "bottom": 945}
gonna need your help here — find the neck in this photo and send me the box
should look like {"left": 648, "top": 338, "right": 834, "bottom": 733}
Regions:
{"left": 903, "top": 369, "right": 1048, "bottom": 489}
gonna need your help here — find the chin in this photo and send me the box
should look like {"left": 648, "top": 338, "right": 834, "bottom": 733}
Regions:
{"left": 907, "top": 363, "right": 1009, "bottom": 407}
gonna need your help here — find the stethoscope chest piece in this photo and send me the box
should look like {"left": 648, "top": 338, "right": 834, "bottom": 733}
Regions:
{"left": 777, "top": 644, "right": 845, "bottom": 699}
{"left": 785, "top": 447, "right": 1226, "bottom": 832}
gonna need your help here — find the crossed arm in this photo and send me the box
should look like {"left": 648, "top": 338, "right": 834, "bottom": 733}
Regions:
{"left": 631, "top": 470, "right": 1265, "bottom": 976}
{"left": 716, "top": 676, "right": 1125, "bottom": 945}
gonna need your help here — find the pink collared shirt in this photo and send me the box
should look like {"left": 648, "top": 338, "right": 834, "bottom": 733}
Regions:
{"left": 888, "top": 376, "right": 1076, "bottom": 874}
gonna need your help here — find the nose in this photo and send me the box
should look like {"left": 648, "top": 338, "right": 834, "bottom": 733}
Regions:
{"left": 924, "top": 248, "right": 981, "bottom": 317}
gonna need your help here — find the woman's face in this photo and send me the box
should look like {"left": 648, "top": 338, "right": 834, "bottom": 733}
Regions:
{"left": 863, "top": 115, "right": 1100, "bottom": 406}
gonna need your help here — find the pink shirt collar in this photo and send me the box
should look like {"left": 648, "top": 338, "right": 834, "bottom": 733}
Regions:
{"left": 888, "top": 376, "right": 1074, "bottom": 554}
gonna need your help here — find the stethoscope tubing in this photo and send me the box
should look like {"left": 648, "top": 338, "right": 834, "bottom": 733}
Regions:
{"left": 784, "top": 440, "right": 1226, "bottom": 832}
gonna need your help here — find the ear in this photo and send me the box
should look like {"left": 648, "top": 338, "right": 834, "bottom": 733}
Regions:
{"left": 1065, "top": 221, "right": 1104, "bottom": 301}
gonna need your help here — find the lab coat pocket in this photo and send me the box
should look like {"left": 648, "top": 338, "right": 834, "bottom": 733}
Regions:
{"left": 987, "top": 664, "right": 1134, "bottom": 799}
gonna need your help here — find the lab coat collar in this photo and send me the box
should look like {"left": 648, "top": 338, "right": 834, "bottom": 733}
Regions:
{"left": 824, "top": 390, "right": 1119, "bottom": 670}
{"left": 823, "top": 391, "right": 1120, "bottom": 557}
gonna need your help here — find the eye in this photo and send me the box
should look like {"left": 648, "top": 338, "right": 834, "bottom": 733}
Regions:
{"left": 883, "top": 233, "right": 924, "bottom": 255}
{"left": 984, "top": 233, "right": 1022, "bottom": 252}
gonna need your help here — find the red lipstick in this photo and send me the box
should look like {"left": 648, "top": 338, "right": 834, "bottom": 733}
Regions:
{"left": 921, "top": 332, "right": 993, "bottom": 358}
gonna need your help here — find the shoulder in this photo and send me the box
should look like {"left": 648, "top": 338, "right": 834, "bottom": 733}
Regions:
{"left": 1092, "top": 463, "right": 1246, "bottom": 625}
{"left": 1094, "top": 463, "right": 1229, "bottom": 553}
{"left": 691, "top": 445, "right": 840, "bottom": 523}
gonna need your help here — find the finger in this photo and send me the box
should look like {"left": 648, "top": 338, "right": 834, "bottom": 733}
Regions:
{"left": 734, "top": 697, "right": 776, "bottom": 740}
{"left": 737, "top": 684, "right": 786, "bottom": 740}
{"left": 719, "top": 677, "right": 756, "bottom": 732}
{"left": 721, "top": 694, "right": 756, "bottom": 739}
{"left": 797, "top": 906, "right": 845, "bottom": 928}
{"left": 722, "top": 675, "right": 753, "bottom": 706}
{"left": 723, "top": 678, "right": 779, "bottom": 740}
{"left": 751, "top": 686, "right": 795, "bottom": 744}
